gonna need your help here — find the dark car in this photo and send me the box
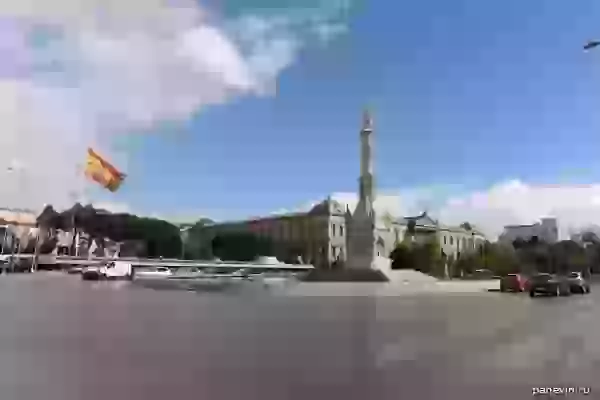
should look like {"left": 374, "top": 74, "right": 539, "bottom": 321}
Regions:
{"left": 567, "top": 272, "right": 591, "bottom": 294}
{"left": 500, "top": 273, "right": 529, "bottom": 292}
{"left": 529, "top": 273, "right": 571, "bottom": 297}
{"left": 81, "top": 266, "right": 104, "bottom": 281}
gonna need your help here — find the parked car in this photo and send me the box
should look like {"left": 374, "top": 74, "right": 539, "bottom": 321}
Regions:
{"left": 500, "top": 273, "right": 529, "bottom": 292}
{"left": 529, "top": 273, "right": 571, "bottom": 297}
{"left": 567, "top": 272, "right": 591, "bottom": 294}
{"left": 81, "top": 266, "right": 104, "bottom": 281}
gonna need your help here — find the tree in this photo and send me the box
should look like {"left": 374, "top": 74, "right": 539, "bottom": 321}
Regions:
{"left": 460, "top": 222, "right": 472, "bottom": 231}
{"left": 390, "top": 243, "right": 413, "bottom": 270}
{"left": 212, "top": 232, "right": 274, "bottom": 262}
{"left": 512, "top": 238, "right": 528, "bottom": 250}
{"left": 37, "top": 205, "right": 60, "bottom": 228}
{"left": 585, "top": 243, "right": 600, "bottom": 274}
{"left": 413, "top": 238, "right": 444, "bottom": 277}
{"left": 446, "top": 254, "right": 456, "bottom": 277}
{"left": 37, "top": 204, "right": 183, "bottom": 258}
{"left": 483, "top": 241, "right": 520, "bottom": 276}
{"left": 389, "top": 237, "right": 448, "bottom": 277}
{"left": 549, "top": 240, "right": 586, "bottom": 275}
{"left": 453, "top": 252, "right": 479, "bottom": 277}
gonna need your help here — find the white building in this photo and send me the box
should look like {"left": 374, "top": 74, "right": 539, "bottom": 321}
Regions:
{"left": 499, "top": 218, "right": 559, "bottom": 244}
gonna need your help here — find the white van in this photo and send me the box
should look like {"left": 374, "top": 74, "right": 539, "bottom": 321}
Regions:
{"left": 103, "top": 261, "right": 133, "bottom": 280}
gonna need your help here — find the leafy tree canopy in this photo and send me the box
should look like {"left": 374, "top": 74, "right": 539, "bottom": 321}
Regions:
{"left": 36, "top": 204, "right": 182, "bottom": 258}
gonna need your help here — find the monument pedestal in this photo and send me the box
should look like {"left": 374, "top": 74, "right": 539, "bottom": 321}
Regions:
{"left": 303, "top": 268, "right": 389, "bottom": 282}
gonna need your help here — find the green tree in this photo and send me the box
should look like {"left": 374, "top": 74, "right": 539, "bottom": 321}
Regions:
{"left": 585, "top": 243, "right": 600, "bottom": 274}
{"left": 413, "top": 238, "right": 444, "bottom": 277}
{"left": 549, "top": 240, "right": 586, "bottom": 275}
{"left": 390, "top": 243, "right": 414, "bottom": 270}
{"left": 446, "top": 254, "right": 456, "bottom": 278}
{"left": 453, "top": 252, "right": 480, "bottom": 277}
{"left": 484, "top": 241, "right": 520, "bottom": 276}
{"left": 389, "top": 237, "right": 444, "bottom": 277}
{"left": 212, "top": 232, "right": 274, "bottom": 262}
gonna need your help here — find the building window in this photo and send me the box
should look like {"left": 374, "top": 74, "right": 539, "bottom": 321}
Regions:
{"left": 332, "top": 223, "right": 336, "bottom": 237}
{"left": 444, "top": 236, "right": 447, "bottom": 245}
{"left": 340, "top": 225, "right": 344, "bottom": 236}
{"left": 450, "top": 236, "right": 454, "bottom": 245}
{"left": 331, "top": 245, "right": 336, "bottom": 259}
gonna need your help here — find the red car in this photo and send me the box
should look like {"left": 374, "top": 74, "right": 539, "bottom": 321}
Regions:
{"left": 500, "top": 274, "right": 529, "bottom": 292}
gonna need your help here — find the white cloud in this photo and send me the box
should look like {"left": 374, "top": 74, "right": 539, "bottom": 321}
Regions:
{"left": 0, "top": 0, "right": 351, "bottom": 212}
{"left": 438, "top": 180, "right": 600, "bottom": 239}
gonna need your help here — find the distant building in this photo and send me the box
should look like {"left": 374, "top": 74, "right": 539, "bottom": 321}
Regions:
{"left": 0, "top": 208, "right": 36, "bottom": 227}
{"left": 499, "top": 218, "right": 559, "bottom": 244}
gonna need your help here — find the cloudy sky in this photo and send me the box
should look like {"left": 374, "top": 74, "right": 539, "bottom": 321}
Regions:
{"left": 2, "top": 0, "right": 600, "bottom": 238}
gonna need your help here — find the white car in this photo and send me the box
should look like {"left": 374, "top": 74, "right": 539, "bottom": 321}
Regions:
{"left": 135, "top": 267, "right": 172, "bottom": 279}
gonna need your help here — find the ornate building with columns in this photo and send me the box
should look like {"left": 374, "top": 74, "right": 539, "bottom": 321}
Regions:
{"left": 197, "top": 111, "right": 486, "bottom": 268}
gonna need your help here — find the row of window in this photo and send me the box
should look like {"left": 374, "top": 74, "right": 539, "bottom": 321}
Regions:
{"left": 251, "top": 220, "right": 315, "bottom": 241}
{"left": 331, "top": 223, "right": 344, "bottom": 237}
{"left": 442, "top": 235, "right": 479, "bottom": 249}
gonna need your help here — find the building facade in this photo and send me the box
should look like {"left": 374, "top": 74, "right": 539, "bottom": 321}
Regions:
{"left": 499, "top": 218, "right": 559, "bottom": 244}
{"left": 198, "top": 203, "right": 485, "bottom": 269}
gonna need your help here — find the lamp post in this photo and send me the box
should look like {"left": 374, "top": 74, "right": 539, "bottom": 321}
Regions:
{"left": 584, "top": 40, "right": 600, "bottom": 51}
{"left": 5, "top": 165, "right": 33, "bottom": 271}
{"left": 180, "top": 226, "right": 192, "bottom": 259}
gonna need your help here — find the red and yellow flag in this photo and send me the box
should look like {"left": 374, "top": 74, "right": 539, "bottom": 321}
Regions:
{"left": 84, "top": 148, "right": 126, "bottom": 192}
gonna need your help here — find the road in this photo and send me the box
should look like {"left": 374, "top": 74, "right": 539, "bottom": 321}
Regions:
{"left": 0, "top": 273, "right": 596, "bottom": 399}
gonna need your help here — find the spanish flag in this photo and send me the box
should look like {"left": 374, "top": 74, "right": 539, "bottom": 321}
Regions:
{"left": 84, "top": 148, "right": 126, "bottom": 192}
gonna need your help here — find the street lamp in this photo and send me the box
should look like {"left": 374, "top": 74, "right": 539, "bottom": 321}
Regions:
{"left": 180, "top": 226, "right": 192, "bottom": 259}
{"left": 4, "top": 166, "right": 33, "bottom": 271}
{"left": 584, "top": 40, "right": 600, "bottom": 51}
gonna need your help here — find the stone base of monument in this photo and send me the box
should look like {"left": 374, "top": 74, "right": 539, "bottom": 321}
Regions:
{"left": 302, "top": 268, "right": 390, "bottom": 282}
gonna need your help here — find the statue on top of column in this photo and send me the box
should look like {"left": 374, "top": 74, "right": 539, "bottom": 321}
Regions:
{"left": 362, "top": 108, "right": 373, "bottom": 131}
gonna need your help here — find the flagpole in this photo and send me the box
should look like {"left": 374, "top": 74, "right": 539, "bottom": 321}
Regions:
{"left": 69, "top": 189, "right": 81, "bottom": 257}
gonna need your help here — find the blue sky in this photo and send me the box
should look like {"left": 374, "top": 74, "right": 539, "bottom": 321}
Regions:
{"left": 4, "top": 0, "right": 600, "bottom": 235}
{"left": 108, "top": 0, "right": 600, "bottom": 222}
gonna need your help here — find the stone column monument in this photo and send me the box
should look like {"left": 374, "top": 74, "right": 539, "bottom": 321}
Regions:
{"left": 345, "top": 109, "right": 378, "bottom": 270}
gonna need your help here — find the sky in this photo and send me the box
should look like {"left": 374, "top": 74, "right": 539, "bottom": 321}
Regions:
{"left": 2, "top": 0, "right": 600, "bottom": 238}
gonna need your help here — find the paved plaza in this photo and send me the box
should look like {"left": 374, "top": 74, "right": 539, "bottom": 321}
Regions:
{"left": 0, "top": 273, "right": 595, "bottom": 399}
